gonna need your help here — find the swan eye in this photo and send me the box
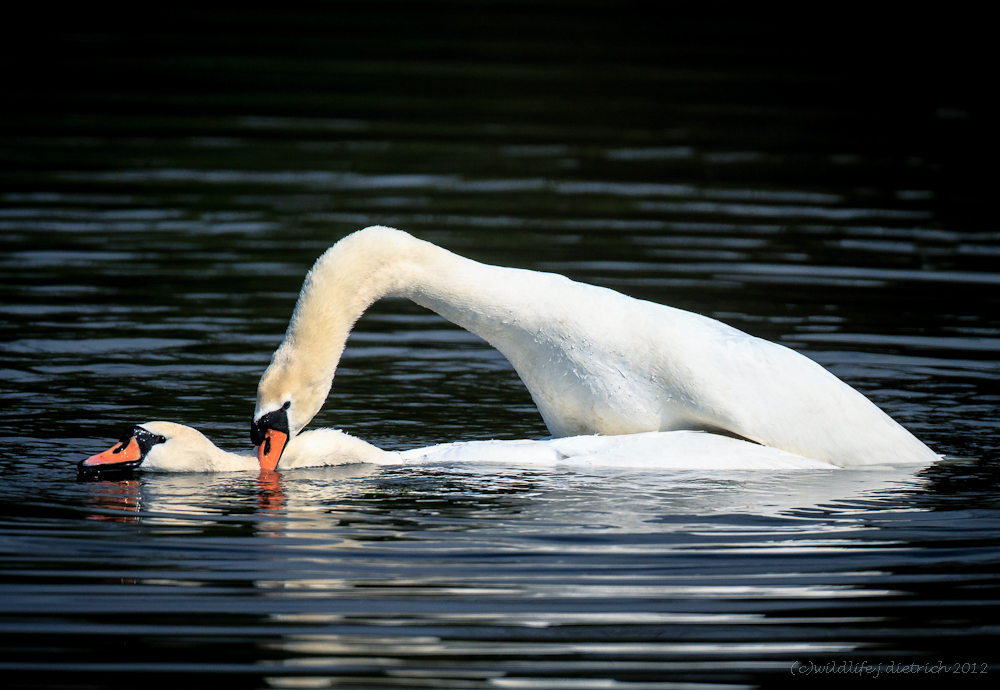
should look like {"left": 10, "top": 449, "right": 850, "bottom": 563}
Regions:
{"left": 282, "top": 401, "right": 291, "bottom": 410}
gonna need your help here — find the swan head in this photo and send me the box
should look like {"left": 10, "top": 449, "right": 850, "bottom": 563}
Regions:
{"left": 253, "top": 343, "right": 333, "bottom": 471}
{"left": 78, "top": 422, "right": 227, "bottom": 478}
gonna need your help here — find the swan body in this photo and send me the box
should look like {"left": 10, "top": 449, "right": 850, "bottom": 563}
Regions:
{"left": 254, "top": 226, "right": 938, "bottom": 468}
{"left": 81, "top": 422, "right": 843, "bottom": 475}
{"left": 398, "top": 431, "right": 839, "bottom": 470}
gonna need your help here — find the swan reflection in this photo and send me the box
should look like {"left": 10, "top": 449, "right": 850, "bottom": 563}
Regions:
{"left": 125, "top": 459, "right": 929, "bottom": 530}
{"left": 82, "top": 478, "right": 142, "bottom": 523}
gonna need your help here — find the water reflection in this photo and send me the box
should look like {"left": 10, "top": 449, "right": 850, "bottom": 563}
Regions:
{"left": 122, "top": 461, "right": 932, "bottom": 530}
{"left": 83, "top": 478, "right": 141, "bottom": 523}
{"left": 54, "top": 461, "right": 942, "bottom": 688}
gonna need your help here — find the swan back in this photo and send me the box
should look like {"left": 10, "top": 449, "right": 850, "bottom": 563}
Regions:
{"left": 280, "top": 428, "right": 398, "bottom": 468}
{"left": 398, "top": 431, "right": 840, "bottom": 470}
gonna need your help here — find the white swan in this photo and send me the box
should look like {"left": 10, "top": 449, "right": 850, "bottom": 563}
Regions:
{"left": 251, "top": 226, "right": 938, "bottom": 470}
{"left": 79, "top": 422, "right": 842, "bottom": 477}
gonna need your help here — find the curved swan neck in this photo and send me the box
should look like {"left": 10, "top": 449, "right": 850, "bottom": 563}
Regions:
{"left": 260, "top": 224, "right": 659, "bottom": 437}
{"left": 288, "top": 226, "right": 547, "bottom": 359}
{"left": 257, "top": 227, "right": 460, "bottom": 434}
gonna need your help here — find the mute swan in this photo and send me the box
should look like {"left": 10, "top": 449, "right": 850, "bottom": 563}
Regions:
{"left": 252, "top": 226, "right": 938, "bottom": 470}
{"left": 78, "top": 422, "right": 842, "bottom": 479}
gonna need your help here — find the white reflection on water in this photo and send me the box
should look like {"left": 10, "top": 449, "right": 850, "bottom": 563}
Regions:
{"left": 272, "top": 639, "right": 855, "bottom": 656}
{"left": 637, "top": 201, "right": 928, "bottom": 220}
{"left": 128, "top": 461, "right": 929, "bottom": 528}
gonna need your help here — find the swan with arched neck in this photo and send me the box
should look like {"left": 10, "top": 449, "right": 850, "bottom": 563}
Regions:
{"left": 251, "top": 226, "right": 938, "bottom": 470}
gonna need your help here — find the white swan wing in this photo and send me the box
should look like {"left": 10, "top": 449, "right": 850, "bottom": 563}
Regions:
{"left": 689, "top": 334, "right": 938, "bottom": 466}
{"left": 549, "top": 430, "right": 837, "bottom": 470}
{"left": 392, "top": 431, "right": 833, "bottom": 470}
{"left": 482, "top": 275, "right": 936, "bottom": 467}
{"left": 398, "top": 439, "right": 562, "bottom": 466}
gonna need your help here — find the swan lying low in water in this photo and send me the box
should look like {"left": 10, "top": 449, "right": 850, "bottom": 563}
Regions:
{"left": 79, "top": 422, "right": 390, "bottom": 476}
{"left": 252, "top": 226, "right": 937, "bottom": 470}
{"left": 79, "top": 422, "right": 853, "bottom": 479}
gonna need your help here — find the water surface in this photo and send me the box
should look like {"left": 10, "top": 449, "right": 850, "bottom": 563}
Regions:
{"left": 0, "top": 5, "right": 995, "bottom": 688}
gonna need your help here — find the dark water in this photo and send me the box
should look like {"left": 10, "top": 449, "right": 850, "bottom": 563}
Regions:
{"left": 0, "top": 5, "right": 995, "bottom": 688}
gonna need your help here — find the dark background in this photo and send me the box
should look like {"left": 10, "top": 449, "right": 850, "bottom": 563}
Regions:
{"left": 4, "top": 2, "right": 984, "bottom": 199}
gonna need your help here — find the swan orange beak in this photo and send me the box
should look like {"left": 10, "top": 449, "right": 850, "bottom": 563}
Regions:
{"left": 252, "top": 404, "right": 290, "bottom": 471}
{"left": 258, "top": 428, "right": 288, "bottom": 472}
{"left": 82, "top": 437, "right": 143, "bottom": 468}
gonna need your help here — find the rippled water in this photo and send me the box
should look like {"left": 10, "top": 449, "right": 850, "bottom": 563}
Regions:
{"left": 0, "top": 5, "right": 995, "bottom": 688}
